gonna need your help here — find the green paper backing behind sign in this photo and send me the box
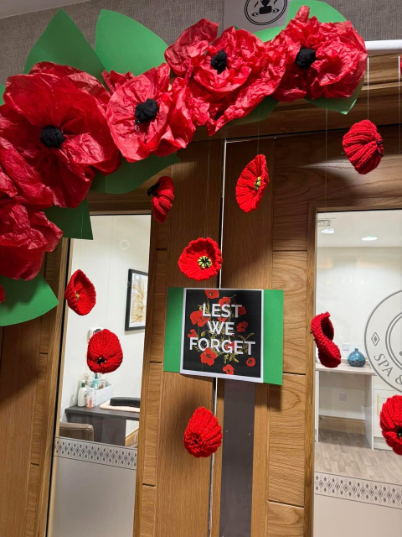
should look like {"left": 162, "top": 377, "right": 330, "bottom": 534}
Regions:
{"left": 24, "top": 9, "right": 105, "bottom": 80}
{"left": 164, "top": 287, "right": 283, "bottom": 385}
{"left": 0, "top": 274, "right": 58, "bottom": 326}
{"left": 45, "top": 199, "right": 93, "bottom": 240}
{"left": 91, "top": 153, "right": 179, "bottom": 194}
{"left": 96, "top": 10, "right": 167, "bottom": 76}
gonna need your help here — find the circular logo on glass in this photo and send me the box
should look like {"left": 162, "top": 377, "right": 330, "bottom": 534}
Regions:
{"left": 365, "top": 290, "right": 402, "bottom": 393}
{"left": 244, "top": 0, "right": 288, "bottom": 26}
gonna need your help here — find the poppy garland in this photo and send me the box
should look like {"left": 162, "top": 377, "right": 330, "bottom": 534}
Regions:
{"left": 147, "top": 176, "right": 175, "bottom": 223}
{"left": 342, "top": 120, "right": 384, "bottom": 175}
{"left": 87, "top": 328, "right": 123, "bottom": 374}
{"left": 311, "top": 312, "right": 341, "bottom": 368}
{"left": 65, "top": 269, "right": 96, "bottom": 315}
{"left": 380, "top": 395, "right": 402, "bottom": 456}
{"left": 184, "top": 407, "right": 223, "bottom": 458}
{"left": 236, "top": 154, "right": 269, "bottom": 212}
{"left": 178, "top": 237, "right": 222, "bottom": 281}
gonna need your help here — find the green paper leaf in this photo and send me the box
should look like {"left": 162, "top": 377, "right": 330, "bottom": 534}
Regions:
{"left": 229, "top": 97, "right": 277, "bottom": 127}
{"left": 0, "top": 274, "right": 58, "bottom": 326}
{"left": 254, "top": 26, "right": 284, "bottom": 43}
{"left": 96, "top": 10, "right": 167, "bottom": 76}
{"left": 306, "top": 78, "right": 364, "bottom": 115}
{"left": 91, "top": 153, "right": 179, "bottom": 194}
{"left": 0, "top": 83, "right": 4, "bottom": 105}
{"left": 24, "top": 9, "right": 105, "bottom": 80}
{"left": 45, "top": 200, "right": 93, "bottom": 240}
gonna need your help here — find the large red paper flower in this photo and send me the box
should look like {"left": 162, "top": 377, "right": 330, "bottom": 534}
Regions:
{"left": 148, "top": 175, "right": 175, "bottom": 223}
{"left": 236, "top": 155, "right": 269, "bottom": 212}
{"left": 65, "top": 269, "right": 96, "bottom": 316}
{"left": 342, "top": 120, "right": 383, "bottom": 174}
{"left": 0, "top": 285, "right": 5, "bottom": 304}
{"left": 311, "top": 312, "right": 341, "bottom": 368}
{"left": 106, "top": 64, "right": 195, "bottom": 162}
{"left": 87, "top": 329, "right": 123, "bottom": 374}
{"left": 183, "top": 407, "right": 222, "bottom": 458}
{"left": 178, "top": 237, "right": 222, "bottom": 281}
{"left": 200, "top": 348, "right": 217, "bottom": 366}
{"left": 271, "top": 6, "right": 367, "bottom": 102}
{"left": 0, "top": 201, "right": 62, "bottom": 280}
{"left": 380, "top": 395, "right": 402, "bottom": 456}
{"left": 0, "top": 62, "right": 119, "bottom": 208}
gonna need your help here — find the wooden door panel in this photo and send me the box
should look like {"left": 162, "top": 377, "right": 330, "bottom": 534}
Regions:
{"left": 267, "top": 502, "right": 304, "bottom": 537}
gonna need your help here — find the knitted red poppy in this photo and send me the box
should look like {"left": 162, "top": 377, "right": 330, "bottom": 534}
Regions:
{"left": 87, "top": 329, "right": 123, "bottom": 374}
{"left": 342, "top": 120, "right": 384, "bottom": 174}
{"left": 236, "top": 155, "right": 269, "bottom": 213}
{"left": 311, "top": 312, "right": 341, "bottom": 368}
{"left": 184, "top": 407, "right": 222, "bottom": 458}
{"left": 65, "top": 270, "right": 96, "bottom": 316}
{"left": 0, "top": 285, "right": 5, "bottom": 304}
{"left": 380, "top": 395, "right": 402, "bottom": 455}
{"left": 148, "top": 176, "right": 175, "bottom": 224}
{"left": 178, "top": 237, "right": 222, "bottom": 281}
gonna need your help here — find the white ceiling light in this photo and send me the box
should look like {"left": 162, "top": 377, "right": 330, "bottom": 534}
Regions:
{"left": 321, "top": 228, "right": 335, "bottom": 234}
{"left": 362, "top": 235, "right": 378, "bottom": 241}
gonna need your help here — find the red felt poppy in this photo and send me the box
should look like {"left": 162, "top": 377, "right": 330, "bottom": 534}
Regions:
{"left": 380, "top": 395, "right": 402, "bottom": 456}
{"left": 237, "top": 321, "right": 248, "bottom": 333}
{"left": 223, "top": 364, "right": 234, "bottom": 375}
{"left": 178, "top": 237, "right": 222, "bottom": 281}
{"left": 0, "top": 201, "right": 62, "bottom": 280}
{"left": 271, "top": 6, "right": 367, "bottom": 102}
{"left": 65, "top": 269, "right": 96, "bottom": 316}
{"left": 0, "top": 285, "right": 5, "bottom": 304}
{"left": 246, "top": 357, "right": 256, "bottom": 367}
{"left": 238, "top": 306, "right": 247, "bottom": 316}
{"left": 342, "top": 120, "right": 383, "bottom": 175}
{"left": 183, "top": 407, "right": 222, "bottom": 458}
{"left": 188, "top": 329, "right": 197, "bottom": 338}
{"left": 236, "top": 154, "right": 269, "bottom": 213}
{"left": 0, "top": 63, "right": 119, "bottom": 208}
{"left": 205, "top": 289, "right": 219, "bottom": 299}
{"left": 190, "top": 310, "right": 209, "bottom": 327}
{"left": 311, "top": 312, "right": 341, "bottom": 368}
{"left": 200, "top": 348, "right": 217, "bottom": 366}
{"left": 106, "top": 64, "right": 195, "bottom": 162}
{"left": 87, "top": 329, "right": 123, "bottom": 374}
{"left": 219, "top": 296, "right": 231, "bottom": 307}
{"left": 148, "top": 175, "right": 175, "bottom": 223}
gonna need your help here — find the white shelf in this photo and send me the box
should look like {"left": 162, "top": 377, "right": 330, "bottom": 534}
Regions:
{"left": 316, "top": 361, "right": 376, "bottom": 376}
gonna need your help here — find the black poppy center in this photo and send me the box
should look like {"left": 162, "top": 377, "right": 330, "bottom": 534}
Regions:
{"left": 191, "top": 433, "right": 201, "bottom": 445}
{"left": 211, "top": 49, "right": 228, "bottom": 74}
{"left": 147, "top": 181, "right": 161, "bottom": 197}
{"left": 295, "top": 47, "right": 316, "bottom": 69}
{"left": 135, "top": 98, "right": 159, "bottom": 124}
{"left": 397, "top": 427, "right": 402, "bottom": 438}
{"left": 97, "top": 357, "right": 107, "bottom": 366}
{"left": 40, "top": 126, "right": 65, "bottom": 148}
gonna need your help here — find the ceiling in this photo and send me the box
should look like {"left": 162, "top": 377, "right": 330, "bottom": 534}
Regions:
{"left": 317, "top": 210, "right": 402, "bottom": 248}
{"left": 0, "top": 0, "right": 89, "bottom": 19}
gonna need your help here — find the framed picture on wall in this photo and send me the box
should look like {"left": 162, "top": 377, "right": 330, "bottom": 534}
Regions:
{"left": 125, "top": 269, "right": 148, "bottom": 331}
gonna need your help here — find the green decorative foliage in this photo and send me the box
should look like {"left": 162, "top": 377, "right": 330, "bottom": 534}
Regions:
{"left": 24, "top": 9, "right": 105, "bottom": 80}
{"left": 96, "top": 10, "right": 167, "bottom": 76}
{"left": 229, "top": 97, "right": 277, "bottom": 127}
{"left": 45, "top": 200, "right": 93, "bottom": 240}
{"left": 90, "top": 153, "right": 179, "bottom": 194}
{"left": 0, "top": 274, "right": 58, "bottom": 326}
{"left": 0, "top": 83, "right": 4, "bottom": 105}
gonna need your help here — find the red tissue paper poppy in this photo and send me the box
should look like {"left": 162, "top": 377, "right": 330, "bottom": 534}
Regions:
{"left": 342, "top": 120, "right": 384, "bottom": 175}
{"left": 311, "top": 312, "right": 341, "bottom": 368}
{"left": 200, "top": 348, "right": 217, "bottom": 366}
{"left": 380, "top": 395, "right": 402, "bottom": 456}
{"left": 0, "top": 285, "right": 5, "bottom": 304}
{"left": 223, "top": 364, "right": 234, "bottom": 375}
{"left": 205, "top": 289, "right": 219, "bottom": 299}
{"left": 271, "top": 6, "right": 367, "bottom": 103}
{"left": 147, "top": 175, "right": 175, "bottom": 223}
{"left": 106, "top": 64, "right": 195, "bottom": 162}
{"left": 0, "top": 201, "right": 62, "bottom": 280}
{"left": 65, "top": 269, "right": 96, "bottom": 316}
{"left": 190, "top": 310, "right": 209, "bottom": 327}
{"left": 236, "top": 154, "right": 269, "bottom": 212}
{"left": 87, "top": 329, "right": 123, "bottom": 374}
{"left": 0, "top": 62, "right": 119, "bottom": 208}
{"left": 183, "top": 407, "right": 222, "bottom": 458}
{"left": 178, "top": 237, "right": 222, "bottom": 281}
{"left": 246, "top": 357, "right": 256, "bottom": 367}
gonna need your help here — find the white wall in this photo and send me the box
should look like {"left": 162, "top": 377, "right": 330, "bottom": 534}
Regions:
{"left": 60, "top": 214, "right": 151, "bottom": 424}
{"left": 316, "top": 247, "right": 402, "bottom": 419}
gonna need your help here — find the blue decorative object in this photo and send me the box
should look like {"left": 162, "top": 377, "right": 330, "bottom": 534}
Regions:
{"left": 348, "top": 348, "right": 366, "bottom": 367}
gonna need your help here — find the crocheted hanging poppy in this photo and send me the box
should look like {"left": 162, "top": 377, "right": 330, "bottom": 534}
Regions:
{"left": 65, "top": 270, "right": 96, "bottom": 315}
{"left": 147, "top": 176, "right": 175, "bottom": 223}
{"left": 380, "top": 395, "right": 402, "bottom": 455}
{"left": 0, "top": 285, "right": 5, "bottom": 304}
{"left": 236, "top": 155, "right": 269, "bottom": 213}
{"left": 311, "top": 312, "right": 341, "bottom": 368}
{"left": 178, "top": 237, "right": 222, "bottom": 281}
{"left": 87, "top": 329, "right": 123, "bottom": 374}
{"left": 183, "top": 407, "right": 223, "bottom": 458}
{"left": 342, "top": 120, "right": 384, "bottom": 175}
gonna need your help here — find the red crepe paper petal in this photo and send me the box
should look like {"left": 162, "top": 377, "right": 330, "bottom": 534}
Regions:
{"left": 87, "top": 329, "right": 123, "bottom": 374}
{"left": 236, "top": 154, "right": 269, "bottom": 212}
{"left": 65, "top": 269, "right": 96, "bottom": 315}
{"left": 184, "top": 407, "right": 222, "bottom": 458}
{"left": 380, "top": 395, "right": 402, "bottom": 456}
{"left": 311, "top": 312, "right": 341, "bottom": 368}
{"left": 178, "top": 237, "right": 222, "bottom": 281}
{"left": 148, "top": 175, "right": 175, "bottom": 223}
{"left": 342, "top": 120, "right": 383, "bottom": 174}
{"left": 0, "top": 285, "right": 5, "bottom": 304}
